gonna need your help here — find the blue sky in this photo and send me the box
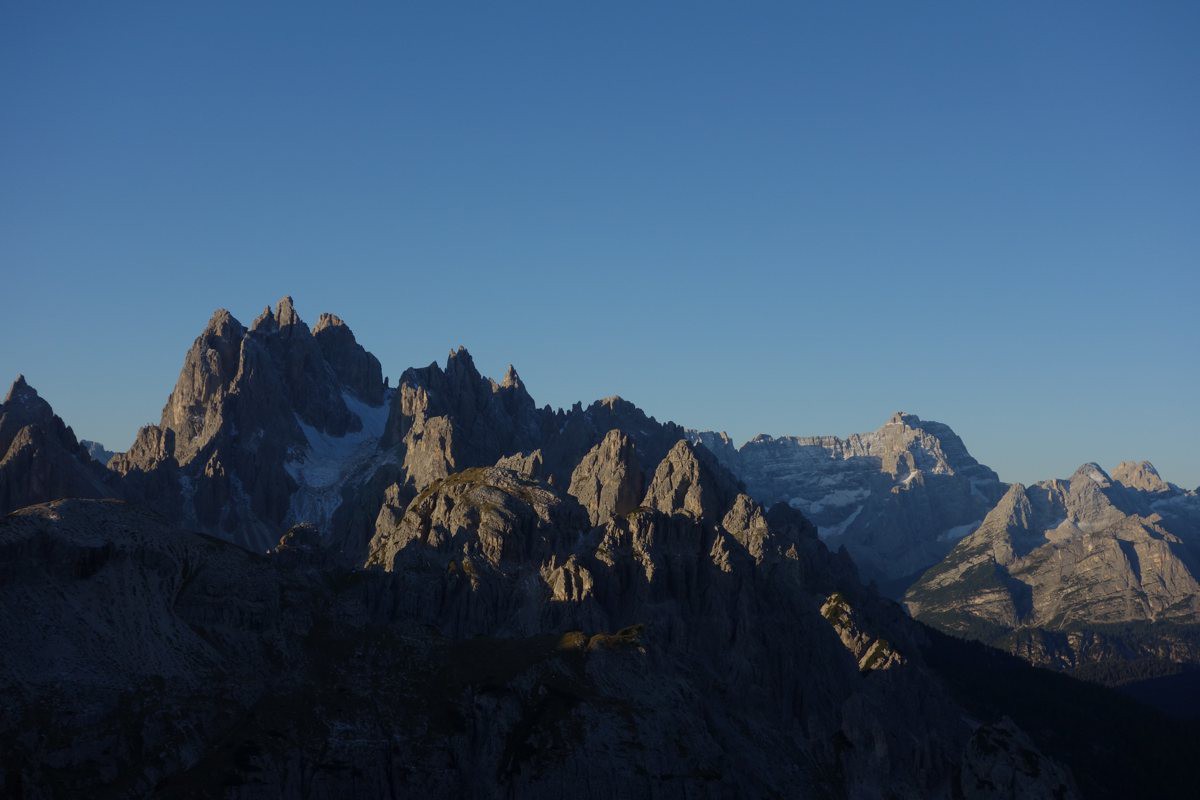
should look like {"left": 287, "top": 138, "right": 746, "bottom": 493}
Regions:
{"left": 1, "top": 2, "right": 1197, "bottom": 487}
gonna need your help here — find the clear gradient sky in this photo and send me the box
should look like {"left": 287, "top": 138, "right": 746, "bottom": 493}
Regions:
{"left": 1, "top": 2, "right": 1197, "bottom": 487}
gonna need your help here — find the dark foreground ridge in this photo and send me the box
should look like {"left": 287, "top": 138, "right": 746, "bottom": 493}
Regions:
{"left": 3, "top": 496, "right": 1195, "bottom": 798}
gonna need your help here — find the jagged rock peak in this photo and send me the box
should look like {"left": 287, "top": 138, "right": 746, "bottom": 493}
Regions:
{"left": 495, "top": 450, "right": 544, "bottom": 480}
{"left": 994, "top": 481, "right": 1031, "bottom": 513}
{"left": 888, "top": 410, "right": 919, "bottom": 425}
{"left": 311, "top": 311, "right": 384, "bottom": 404}
{"left": 1, "top": 378, "right": 58, "bottom": 433}
{"left": 275, "top": 295, "right": 302, "bottom": 329}
{"left": 568, "top": 429, "right": 645, "bottom": 525}
{"left": 643, "top": 439, "right": 743, "bottom": 521}
{"left": 0, "top": 380, "right": 116, "bottom": 514}
{"left": 5, "top": 374, "right": 38, "bottom": 405}
{"left": 250, "top": 305, "right": 276, "bottom": 332}
{"left": 312, "top": 312, "right": 346, "bottom": 333}
{"left": 445, "top": 345, "right": 481, "bottom": 381}
{"left": 203, "top": 307, "right": 243, "bottom": 335}
{"left": 500, "top": 364, "right": 522, "bottom": 389}
{"left": 1111, "top": 460, "right": 1172, "bottom": 494}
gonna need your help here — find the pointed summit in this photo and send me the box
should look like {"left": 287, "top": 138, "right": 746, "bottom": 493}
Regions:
{"left": 447, "top": 345, "right": 474, "bottom": 366}
{"left": 5, "top": 374, "right": 36, "bottom": 405}
{"left": 202, "top": 308, "right": 243, "bottom": 338}
{"left": 501, "top": 364, "right": 522, "bottom": 389}
{"left": 569, "top": 429, "right": 645, "bottom": 525}
{"left": 251, "top": 305, "right": 277, "bottom": 333}
{"left": 274, "top": 295, "right": 307, "bottom": 334}
{"left": 445, "top": 346, "right": 481, "bottom": 387}
{"left": 643, "top": 439, "right": 743, "bottom": 521}
{"left": 3, "top": 376, "right": 54, "bottom": 422}
{"left": 0, "top": 375, "right": 114, "bottom": 514}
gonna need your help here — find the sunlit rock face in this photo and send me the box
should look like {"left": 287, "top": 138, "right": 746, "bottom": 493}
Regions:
{"left": 567, "top": 429, "right": 644, "bottom": 526}
{"left": 906, "top": 461, "right": 1200, "bottom": 671}
{"left": 691, "top": 412, "right": 1006, "bottom": 591}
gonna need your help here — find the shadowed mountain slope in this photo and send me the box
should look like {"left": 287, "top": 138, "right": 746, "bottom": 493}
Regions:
{"left": 0, "top": 376, "right": 116, "bottom": 515}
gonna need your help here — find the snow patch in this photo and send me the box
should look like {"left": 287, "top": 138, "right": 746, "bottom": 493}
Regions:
{"left": 938, "top": 519, "right": 982, "bottom": 543}
{"left": 284, "top": 392, "right": 392, "bottom": 531}
{"left": 818, "top": 505, "right": 863, "bottom": 540}
{"left": 795, "top": 486, "right": 871, "bottom": 515}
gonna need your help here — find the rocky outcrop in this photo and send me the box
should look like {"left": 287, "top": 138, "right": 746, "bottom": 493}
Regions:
{"left": 0, "top": 376, "right": 115, "bottom": 514}
{"left": 567, "top": 430, "right": 644, "bottom": 525}
{"left": 494, "top": 449, "right": 545, "bottom": 480}
{"left": 367, "top": 465, "right": 587, "bottom": 578}
{"left": 820, "top": 591, "right": 905, "bottom": 672}
{"left": 691, "top": 412, "right": 1006, "bottom": 592}
{"left": 906, "top": 461, "right": 1200, "bottom": 673}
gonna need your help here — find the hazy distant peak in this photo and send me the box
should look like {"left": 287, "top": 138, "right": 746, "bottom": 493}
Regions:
{"left": 1070, "top": 462, "right": 1112, "bottom": 486}
{"left": 1111, "top": 460, "right": 1172, "bottom": 494}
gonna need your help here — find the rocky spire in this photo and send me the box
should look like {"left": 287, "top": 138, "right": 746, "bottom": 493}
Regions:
{"left": 445, "top": 346, "right": 478, "bottom": 380}
{"left": 158, "top": 309, "right": 246, "bottom": 465}
{"left": 312, "top": 312, "right": 385, "bottom": 404}
{"left": 275, "top": 295, "right": 303, "bottom": 330}
{"left": 500, "top": 364, "right": 522, "bottom": 390}
{"left": 642, "top": 440, "right": 742, "bottom": 521}
{"left": 251, "top": 305, "right": 277, "bottom": 333}
{"left": 568, "top": 429, "right": 645, "bottom": 525}
{"left": 1, "top": 377, "right": 72, "bottom": 458}
{"left": 5, "top": 374, "right": 35, "bottom": 405}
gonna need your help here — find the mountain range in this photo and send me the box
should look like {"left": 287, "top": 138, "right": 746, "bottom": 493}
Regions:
{"left": 691, "top": 413, "right": 1007, "bottom": 594}
{"left": 2, "top": 297, "right": 1198, "bottom": 798}
{"left": 905, "top": 461, "right": 1200, "bottom": 681}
